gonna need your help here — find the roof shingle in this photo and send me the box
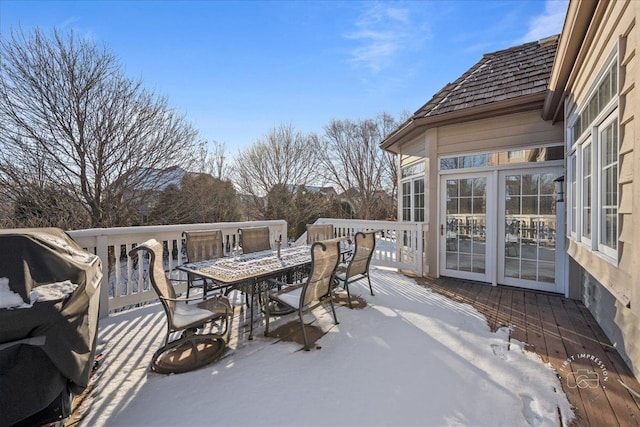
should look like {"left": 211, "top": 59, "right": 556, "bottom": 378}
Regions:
{"left": 412, "top": 35, "right": 559, "bottom": 119}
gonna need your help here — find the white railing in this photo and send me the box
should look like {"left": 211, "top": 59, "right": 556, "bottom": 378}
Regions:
{"left": 311, "top": 218, "right": 426, "bottom": 276}
{"left": 67, "top": 218, "right": 427, "bottom": 319}
{"left": 67, "top": 220, "right": 287, "bottom": 318}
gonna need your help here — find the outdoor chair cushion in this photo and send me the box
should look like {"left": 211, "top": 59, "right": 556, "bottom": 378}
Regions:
{"left": 172, "top": 304, "right": 222, "bottom": 330}
{"left": 272, "top": 286, "right": 303, "bottom": 310}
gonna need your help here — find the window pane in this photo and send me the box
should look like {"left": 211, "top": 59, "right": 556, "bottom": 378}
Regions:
{"left": 402, "top": 182, "right": 411, "bottom": 221}
{"left": 539, "top": 174, "right": 555, "bottom": 195}
{"left": 414, "top": 178, "right": 425, "bottom": 222}
{"left": 582, "top": 143, "right": 592, "bottom": 239}
{"left": 460, "top": 198, "right": 472, "bottom": 214}
{"left": 600, "top": 119, "right": 618, "bottom": 251}
{"left": 460, "top": 179, "right": 473, "bottom": 197}
{"left": 522, "top": 174, "right": 539, "bottom": 196}
{"left": 570, "top": 155, "right": 577, "bottom": 234}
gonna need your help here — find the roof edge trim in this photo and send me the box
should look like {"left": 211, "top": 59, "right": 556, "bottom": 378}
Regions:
{"left": 381, "top": 93, "right": 545, "bottom": 153}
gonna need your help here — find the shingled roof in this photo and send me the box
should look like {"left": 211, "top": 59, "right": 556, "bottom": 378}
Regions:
{"left": 412, "top": 35, "right": 558, "bottom": 119}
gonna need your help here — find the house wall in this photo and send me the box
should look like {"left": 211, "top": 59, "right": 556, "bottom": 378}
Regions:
{"left": 397, "top": 133, "right": 428, "bottom": 225}
{"left": 435, "top": 110, "right": 563, "bottom": 280}
{"left": 436, "top": 110, "right": 564, "bottom": 156}
{"left": 396, "top": 111, "right": 563, "bottom": 278}
{"left": 564, "top": 0, "right": 640, "bottom": 377}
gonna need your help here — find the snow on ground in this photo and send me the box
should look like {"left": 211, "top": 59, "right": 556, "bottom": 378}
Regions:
{"left": 79, "top": 270, "right": 573, "bottom": 426}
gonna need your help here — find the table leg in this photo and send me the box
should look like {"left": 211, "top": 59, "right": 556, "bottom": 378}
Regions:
{"left": 248, "top": 279, "right": 255, "bottom": 340}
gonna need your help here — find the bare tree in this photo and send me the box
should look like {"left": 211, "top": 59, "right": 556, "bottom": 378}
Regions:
{"left": 0, "top": 28, "right": 198, "bottom": 228}
{"left": 232, "top": 123, "right": 323, "bottom": 220}
{"left": 321, "top": 113, "right": 399, "bottom": 219}
{"left": 195, "top": 140, "right": 229, "bottom": 179}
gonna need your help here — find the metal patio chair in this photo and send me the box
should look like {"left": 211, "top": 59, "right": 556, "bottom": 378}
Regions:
{"left": 334, "top": 231, "right": 376, "bottom": 309}
{"left": 129, "top": 239, "right": 231, "bottom": 374}
{"left": 264, "top": 239, "right": 341, "bottom": 351}
{"left": 183, "top": 229, "right": 225, "bottom": 300}
{"left": 238, "top": 226, "right": 271, "bottom": 254}
{"left": 306, "top": 224, "right": 334, "bottom": 244}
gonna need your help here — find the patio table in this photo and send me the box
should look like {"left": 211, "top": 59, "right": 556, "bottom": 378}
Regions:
{"left": 177, "top": 245, "right": 314, "bottom": 340}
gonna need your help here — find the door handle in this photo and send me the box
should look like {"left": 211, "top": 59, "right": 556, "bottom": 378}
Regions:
{"left": 440, "top": 224, "right": 444, "bottom": 236}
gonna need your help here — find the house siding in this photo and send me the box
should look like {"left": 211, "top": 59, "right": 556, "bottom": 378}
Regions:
{"left": 396, "top": 112, "right": 562, "bottom": 279}
{"left": 436, "top": 110, "right": 563, "bottom": 156}
{"left": 564, "top": 0, "right": 640, "bottom": 377}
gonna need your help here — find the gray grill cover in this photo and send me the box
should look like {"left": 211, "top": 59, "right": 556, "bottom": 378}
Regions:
{"left": 0, "top": 228, "right": 102, "bottom": 426}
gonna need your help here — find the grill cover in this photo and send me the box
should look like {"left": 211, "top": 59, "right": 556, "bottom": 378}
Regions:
{"left": 0, "top": 228, "right": 102, "bottom": 426}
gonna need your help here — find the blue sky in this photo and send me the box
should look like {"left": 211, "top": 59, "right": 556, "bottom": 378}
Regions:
{"left": 0, "top": 0, "right": 568, "bottom": 157}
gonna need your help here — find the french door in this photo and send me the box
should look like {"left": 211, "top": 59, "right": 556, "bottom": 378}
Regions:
{"left": 440, "top": 173, "right": 495, "bottom": 283}
{"left": 440, "top": 168, "right": 564, "bottom": 293}
{"left": 498, "top": 168, "right": 564, "bottom": 292}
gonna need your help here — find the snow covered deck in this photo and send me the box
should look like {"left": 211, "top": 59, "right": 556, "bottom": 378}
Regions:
{"left": 422, "top": 276, "right": 640, "bottom": 427}
{"left": 67, "top": 269, "right": 606, "bottom": 426}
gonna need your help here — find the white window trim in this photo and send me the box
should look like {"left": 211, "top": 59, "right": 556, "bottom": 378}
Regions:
{"left": 579, "top": 139, "right": 593, "bottom": 248}
{"left": 565, "top": 51, "right": 619, "bottom": 265}
{"left": 400, "top": 161, "right": 426, "bottom": 222}
{"left": 596, "top": 112, "right": 619, "bottom": 260}
{"left": 568, "top": 153, "right": 577, "bottom": 239}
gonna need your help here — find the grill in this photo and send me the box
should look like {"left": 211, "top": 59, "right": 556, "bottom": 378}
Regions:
{"left": 0, "top": 228, "right": 102, "bottom": 426}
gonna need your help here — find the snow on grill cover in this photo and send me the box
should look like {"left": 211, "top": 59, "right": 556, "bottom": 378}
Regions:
{"left": 0, "top": 228, "right": 102, "bottom": 426}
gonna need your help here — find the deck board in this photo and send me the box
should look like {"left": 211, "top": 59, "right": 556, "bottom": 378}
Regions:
{"left": 419, "top": 276, "right": 640, "bottom": 427}
{"left": 523, "top": 290, "right": 548, "bottom": 360}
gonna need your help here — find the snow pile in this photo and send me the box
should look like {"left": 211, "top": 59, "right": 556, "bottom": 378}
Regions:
{"left": 29, "top": 280, "right": 78, "bottom": 304}
{"left": 0, "top": 278, "right": 78, "bottom": 309}
{"left": 0, "top": 278, "right": 30, "bottom": 309}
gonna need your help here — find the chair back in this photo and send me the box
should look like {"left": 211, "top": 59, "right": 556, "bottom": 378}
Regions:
{"left": 184, "top": 229, "right": 224, "bottom": 262}
{"left": 306, "top": 224, "right": 334, "bottom": 244}
{"left": 301, "top": 239, "right": 340, "bottom": 307}
{"left": 129, "top": 239, "right": 177, "bottom": 325}
{"left": 238, "top": 226, "right": 271, "bottom": 254}
{"left": 347, "top": 231, "right": 376, "bottom": 278}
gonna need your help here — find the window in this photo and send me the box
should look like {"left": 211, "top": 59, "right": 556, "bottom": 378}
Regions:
{"left": 598, "top": 116, "right": 618, "bottom": 256}
{"left": 440, "top": 146, "right": 563, "bottom": 170}
{"left": 414, "top": 179, "right": 425, "bottom": 222}
{"left": 401, "top": 161, "right": 425, "bottom": 222}
{"left": 569, "top": 154, "right": 577, "bottom": 236}
{"left": 402, "top": 181, "right": 411, "bottom": 221}
{"left": 581, "top": 141, "right": 592, "bottom": 242}
{"left": 567, "top": 53, "right": 618, "bottom": 262}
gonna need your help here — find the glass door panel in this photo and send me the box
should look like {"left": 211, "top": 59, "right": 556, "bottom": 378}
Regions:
{"left": 442, "top": 175, "right": 489, "bottom": 282}
{"left": 499, "top": 170, "right": 561, "bottom": 291}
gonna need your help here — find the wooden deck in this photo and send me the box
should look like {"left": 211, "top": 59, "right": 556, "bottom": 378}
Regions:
{"left": 417, "top": 276, "right": 640, "bottom": 427}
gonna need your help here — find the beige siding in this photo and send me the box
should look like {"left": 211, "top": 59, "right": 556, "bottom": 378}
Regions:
{"left": 398, "top": 134, "right": 427, "bottom": 162}
{"left": 581, "top": 270, "right": 640, "bottom": 377}
{"left": 436, "top": 110, "right": 563, "bottom": 156}
{"left": 565, "top": 0, "right": 638, "bottom": 304}
{"left": 565, "top": 0, "right": 640, "bottom": 378}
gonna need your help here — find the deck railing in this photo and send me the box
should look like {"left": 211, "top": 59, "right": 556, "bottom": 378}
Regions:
{"left": 67, "top": 219, "right": 426, "bottom": 318}
{"left": 308, "top": 218, "right": 425, "bottom": 275}
{"left": 67, "top": 220, "right": 287, "bottom": 317}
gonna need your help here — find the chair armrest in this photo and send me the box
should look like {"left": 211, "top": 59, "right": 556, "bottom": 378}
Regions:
{"left": 198, "top": 295, "right": 232, "bottom": 316}
{"left": 160, "top": 295, "right": 205, "bottom": 303}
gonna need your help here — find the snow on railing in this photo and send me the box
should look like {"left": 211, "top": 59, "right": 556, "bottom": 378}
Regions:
{"left": 68, "top": 220, "right": 287, "bottom": 318}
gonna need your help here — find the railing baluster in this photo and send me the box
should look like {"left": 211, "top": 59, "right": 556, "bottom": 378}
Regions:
{"left": 67, "top": 218, "right": 430, "bottom": 318}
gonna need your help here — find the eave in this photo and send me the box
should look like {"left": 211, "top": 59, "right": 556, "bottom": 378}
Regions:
{"left": 543, "top": 0, "right": 599, "bottom": 122}
{"left": 381, "top": 93, "right": 546, "bottom": 154}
